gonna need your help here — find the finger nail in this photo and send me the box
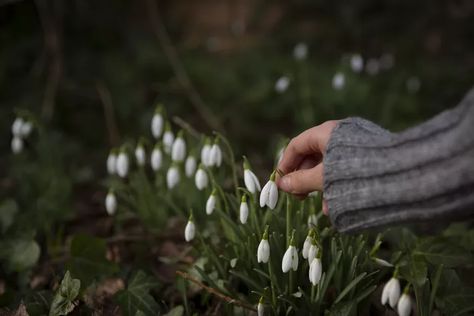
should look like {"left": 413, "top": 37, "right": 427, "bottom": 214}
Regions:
{"left": 279, "top": 176, "right": 292, "bottom": 192}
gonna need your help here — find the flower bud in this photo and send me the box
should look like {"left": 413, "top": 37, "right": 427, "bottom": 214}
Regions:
{"left": 259, "top": 171, "right": 278, "bottom": 209}
{"left": 171, "top": 131, "right": 186, "bottom": 162}
{"left": 307, "top": 243, "right": 319, "bottom": 263}
{"left": 166, "top": 165, "right": 180, "bottom": 189}
{"left": 309, "top": 257, "right": 322, "bottom": 286}
{"left": 195, "top": 165, "right": 208, "bottom": 190}
{"left": 275, "top": 76, "right": 290, "bottom": 93}
{"left": 397, "top": 293, "right": 412, "bottom": 316}
{"left": 11, "top": 117, "right": 24, "bottom": 137}
{"left": 350, "top": 54, "right": 364, "bottom": 73}
{"left": 200, "top": 139, "right": 212, "bottom": 167}
{"left": 116, "top": 150, "right": 129, "bottom": 178}
{"left": 11, "top": 136, "right": 23, "bottom": 154}
{"left": 293, "top": 42, "right": 308, "bottom": 61}
{"left": 239, "top": 195, "right": 249, "bottom": 224}
{"left": 257, "top": 227, "right": 270, "bottom": 263}
{"left": 184, "top": 215, "right": 195, "bottom": 242}
{"left": 209, "top": 140, "right": 222, "bottom": 167}
{"left": 135, "top": 143, "right": 146, "bottom": 167}
{"left": 302, "top": 234, "right": 312, "bottom": 259}
{"left": 243, "top": 158, "right": 261, "bottom": 193}
{"left": 151, "top": 107, "right": 164, "bottom": 139}
{"left": 150, "top": 145, "right": 163, "bottom": 171}
{"left": 206, "top": 190, "right": 217, "bottom": 215}
{"left": 185, "top": 155, "right": 197, "bottom": 177}
{"left": 106, "top": 150, "right": 117, "bottom": 175}
{"left": 332, "top": 72, "right": 345, "bottom": 90}
{"left": 381, "top": 277, "right": 401, "bottom": 308}
{"left": 282, "top": 245, "right": 298, "bottom": 273}
{"left": 20, "top": 120, "right": 33, "bottom": 138}
{"left": 105, "top": 190, "right": 117, "bottom": 215}
{"left": 257, "top": 297, "right": 264, "bottom": 316}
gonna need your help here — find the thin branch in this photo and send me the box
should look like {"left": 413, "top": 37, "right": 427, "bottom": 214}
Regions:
{"left": 172, "top": 116, "right": 201, "bottom": 140}
{"left": 143, "top": 0, "right": 223, "bottom": 132}
{"left": 96, "top": 81, "right": 121, "bottom": 147}
{"left": 176, "top": 270, "right": 257, "bottom": 312}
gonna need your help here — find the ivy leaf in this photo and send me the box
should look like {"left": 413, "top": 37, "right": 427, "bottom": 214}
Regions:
{"left": 115, "top": 271, "right": 161, "bottom": 316}
{"left": 66, "top": 234, "right": 118, "bottom": 286}
{"left": 49, "top": 271, "right": 81, "bottom": 316}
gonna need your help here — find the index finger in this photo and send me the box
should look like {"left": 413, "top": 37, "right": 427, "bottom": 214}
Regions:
{"left": 277, "top": 126, "right": 323, "bottom": 175}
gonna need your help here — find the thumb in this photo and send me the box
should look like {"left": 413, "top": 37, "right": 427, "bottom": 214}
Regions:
{"left": 277, "top": 164, "right": 323, "bottom": 194}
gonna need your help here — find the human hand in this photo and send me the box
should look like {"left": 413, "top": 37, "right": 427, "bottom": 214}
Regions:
{"left": 276, "top": 120, "right": 339, "bottom": 214}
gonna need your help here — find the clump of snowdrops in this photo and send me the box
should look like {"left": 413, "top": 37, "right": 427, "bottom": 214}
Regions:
{"left": 103, "top": 105, "right": 471, "bottom": 316}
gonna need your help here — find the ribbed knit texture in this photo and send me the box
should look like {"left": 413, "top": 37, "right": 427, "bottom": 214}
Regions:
{"left": 323, "top": 88, "right": 474, "bottom": 232}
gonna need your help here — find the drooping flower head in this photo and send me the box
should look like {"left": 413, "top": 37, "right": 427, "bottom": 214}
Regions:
{"left": 151, "top": 105, "right": 164, "bottom": 139}
{"left": 243, "top": 156, "right": 261, "bottom": 194}
{"left": 239, "top": 194, "right": 249, "bottom": 224}
{"left": 260, "top": 170, "right": 278, "bottom": 209}
{"left": 257, "top": 296, "right": 264, "bottom": 316}
{"left": 350, "top": 54, "right": 364, "bottom": 73}
{"left": 397, "top": 287, "right": 412, "bottom": 316}
{"left": 162, "top": 122, "right": 174, "bottom": 154}
{"left": 209, "top": 136, "right": 222, "bottom": 167}
{"left": 332, "top": 72, "right": 345, "bottom": 90}
{"left": 150, "top": 143, "right": 163, "bottom": 171}
{"left": 116, "top": 147, "right": 130, "bottom": 178}
{"left": 309, "top": 257, "right": 322, "bottom": 286}
{"left": 106, "top": 148, "right": 118, "bottom": 175}
{"left": 184, "top": 212, "right": 195, "bottom": 242}
{"left": 275, "top": 76, "right": 290, "bottom": 93}
{"left": 185, "top": 155, "right": 197, "bottom": 177}
{"left": 171, "top": 130, "right": 186, "bottom": 162}
{"left": 135, "top": 139, "right": 146, "bottom": 167}
{"left": 200, "top": 137, "right": 212, "bottom": 167}
{"left": 105, "top": 189, "right": 117, "bottom": 216}
{"left": 257, "top": 226, "right": 270, "bottom": 263}
{"left": 282, "top": 231, "right": 299, "bottom": 273}
{"left": 293, "top": 42, "right": 308, "bottom": 61}
{"left": 381, "top": 268, "right": 401, "bottom": 308}
{"left": 166, "top": 163, "right": 180, "bottom": 189}
{"left": 302, "top": 229, "right": 315, "bottom": 259}
{"left": 206, "top": 189, "right": 217, "bottom": 215}
{"left": 195, "top": 164, "right": 209, "bottom": 190}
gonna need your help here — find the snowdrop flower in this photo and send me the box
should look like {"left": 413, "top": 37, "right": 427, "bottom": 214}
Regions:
{"left": 20, "top": 120, "right": 33, "bottom": 138}
{"left": 293, "top": 42, "right": 308, "bottom": 61}
{"left": 206, "top": 190, "right": 217, "bottom": 215}
{"left": 366, "top": 58, "right": 380, "bottom": 76}
{"left": 135, "top": 142, "right": 146, "bottom": 167}
{"left": 373, "top": 257, "right": 394, "bottom": 267}
{"left": 243, "top": 157, "right": 261, "bottom": 194}
{"left": 282, "top": 233, "right": 299, "bottom": 273}
{"left": 166, "top": 164, "right": 180, "bottom": 189}
{"left": 150, "top": 144, "right": 163, "bottom": 171}
{"left": 309, "top": 257, "right": 322, "bottom": 286}
{"left": 106, "top": 149, "right": 118, "bottom": 175}
{"left": 11, "top": 136, "right": 23, "bottom": 154}
{"left": 332, "top": 72, "right": 345, "bottom": 90}
{"left": 185, "top": 155, "right": 197, "bottom": 177}
{"left": 257, "top": 297, "right": 264, "bottom": 316}
{"left": 162, "top": 123, "right": 174, "bottom": 154}
{"left": 105, "top": 190, "right": 117, "bottom": 216}
{"left": 200, "top": 138, "right": 212, "bottom": 167}
{"left": 116, "top": 149, "right": 129, "bottom": 178}
{"left": 275, "top": 76, "right": 290, "bottom": 93}
{"left": 302, "top": 230, "right": 314, "bottom": 259}
{"left": 184, "top": 214, "right": 195, "bottom": 242}
{"left": 381, "top": 275, "right": 401, "bottom": 308}
{"left": 307, "top": 241, "right": 319, "bottom": 263}
{"left": 397, "top": 292, "right": 412, "bottom": 316}
{"left": 171, "top": 130, "right": 186, "bottom": 162}
{"left": 239, "top": 194, "right": 249, "bottom": 224}
{"left": 257, "top": 227, "right": 270, "bottom": 263}
{"left": 11, "top": 117, "right": 24, "bottom": 137}
{"left": 260, "top": 171, "right": 278, "bottom": 209}
{"left": 350, "top": 54, "right": 364, "bottom": 73}
{"left": 151, "top": 105, "right": 164, "bottom": 139}
{"left": 307, "top": 214, "right": 318, "bottom": 228}
{"left": 195, "top": 164, "right": 208, "bottom": 190}
{"left": 209, "top": 138, "right": 222, "bottom": 167}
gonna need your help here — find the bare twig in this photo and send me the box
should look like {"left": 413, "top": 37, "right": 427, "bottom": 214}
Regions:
{"left": 143, "top": 0, "right": 222, "bottom": 132}
{"left": 176, "top": 270, "right": 257, "bottom": 312}
{"left": 96, "top": 81, "right": 121, "bottom": 146}
{"left": 172, "top": 116, "right": 201, "bottom": 140}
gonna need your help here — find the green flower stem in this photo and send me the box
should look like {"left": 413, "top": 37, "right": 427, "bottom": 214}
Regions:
{"left": 311, "top": 284, "right": 316, "bottom": 302}
{"left": 250, "top": 200, "right": 261, "bottom": 237}
{"left": 286, "top": 194, "right": 291, "bottom": 247}
{"left": 289, "top": 269, "right": 294, "bottom": 295}
{"left": 267, "top": 262, "right": 277, "bottom": 306}
{"left": 213, "top": 132, "right": 238, "bottom": 196}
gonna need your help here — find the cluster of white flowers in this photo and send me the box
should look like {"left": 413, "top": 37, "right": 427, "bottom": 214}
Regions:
{"left": 381, "top": 271, "right": 412, "bottom": 316}
{"left": 10, "top": 116, "right": 34, "bottom": 154}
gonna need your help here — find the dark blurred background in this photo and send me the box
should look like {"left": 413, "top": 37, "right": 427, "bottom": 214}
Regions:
{"left": 1, "top": 0, "right": 473, "bottom": 175}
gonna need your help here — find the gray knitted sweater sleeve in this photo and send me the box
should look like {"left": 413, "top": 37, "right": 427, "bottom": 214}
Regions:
{"left": 323, "top": 88, "right": 474, "bottom": 233}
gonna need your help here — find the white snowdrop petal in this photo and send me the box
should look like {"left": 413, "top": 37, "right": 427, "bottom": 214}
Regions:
{"left": 275, "top": 76, "right": 290, "bottom": 93}
{"left": 105, "top": 192, "right": 117, "bottom": 215}
{"left": 184, "top": 221, "right": 195, "bottom": 242}
{"left": 20, "top": 121, "right": 33, "bottom": 138}
{"left": 259, "top": 182, "right": 271, "bottom": 208}
{"left": 309, "top": 258, "right": 322, "bottom": 286}
{"left": 257, "top": 239, "right": 270, "bottom": 263}
{"left": 11, "top": 137, "right": 23, "bottom": 154}
{"left": 239, "top": 202, "right": 249, "bottom": 224}
{"left": 11, "top": 118, "right": 24, "bottom": 137}
{"left": 293, "top": 42, "right": 308, "bottom": 61}
{"left": 332, "top": 72, "right": 345, "bottom": 90}
{"left": 206, "top": 195, "right": 216, "bottom": 215}
{"left": 195, "top": 168, "right": 208, "bottom": 190}
{"left": 302, "top": 237, "right": 311, "bottom": 259}
{"left": 397, "top": 294, "right": 412, "bottom": 316}
{"left": 135, "top": 146, "right": 146, "bottom": 166}
{"left": 388, "top": 278, "right": 401, "bottom": 308}
{"left": 151, "top": 114, "right": 164, "bottom": 139}
{"left": 185, "top": 156, "right": 197, "bottom": 177}
{"left": 282, "top": 246, "right": 296, "bottom": 273}
{"left": 267, "top": 181, "right": 278, "bottom": 209}
{"left": 116, "top": 152, "right": 129, "bottom": 178}
{"left": 167, "top": 167, "right": 180, "bottom": 189}
{"left": 350, "top": 54, "right": 364, "bottom": 73}
{"left": 250, "top": 171, "right": 261, "bottom": 191}
{"left": 244, "top": 170, "right": 256, "bottom": 193}
{"left": 171, "top": 137, "right": 186, "bottom": 162}
{"left": 201, "top": 145, "right": 212, "bottom": 166}
{"left": 308, "top": 244, "right": 318, "bottom": 263}
{"left": 163, "top": 131, "right": 174, "bottom": 154}
{"left": 151, "top": 148, "right": 163, "bottom": 171}
{"left": 106, "top": 153, "right": 117, "bottom": 175}
{"left": 291, "top": 247, "right": 299, "bottom": 271}
{"left": 257, "top": 302, "right": 264, "bottom": 316}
